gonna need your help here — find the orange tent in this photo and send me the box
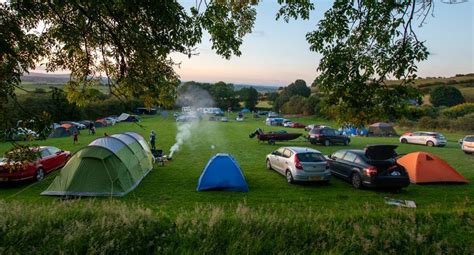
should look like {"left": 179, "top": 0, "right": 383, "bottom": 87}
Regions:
{"left": 61, "top": 123, "right": 72, "bottom": 129}
{"left": 397, "top": 152, "right": 468, "bottom": 184}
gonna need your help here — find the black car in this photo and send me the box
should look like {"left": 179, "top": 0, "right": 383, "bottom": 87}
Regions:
{"left": 308, "top": 127, "right": 350, "bottom": 146}
{"left": 327, "top": 145, "right": 410, "bottom": 189}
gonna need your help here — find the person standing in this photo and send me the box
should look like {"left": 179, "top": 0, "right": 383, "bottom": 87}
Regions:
{"left": 73, "top": 130, "right": 79, "bottom": 144}
{"left": 150, "top": 131, "right": 156, "bottom": 151}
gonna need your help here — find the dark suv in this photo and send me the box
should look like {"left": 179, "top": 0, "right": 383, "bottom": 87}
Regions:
{"left": 308, "top": 127, "right": 350, "bottom": 146}
{"left": 327, "top": 145, "right": 410, "bottom": 190}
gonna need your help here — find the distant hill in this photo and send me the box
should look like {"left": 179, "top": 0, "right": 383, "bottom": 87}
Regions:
{"left": 387, "top": 73, "right": 474, "bottom": 103}
{"left": 20, "top": 72, "right": 280, "bottom": 93}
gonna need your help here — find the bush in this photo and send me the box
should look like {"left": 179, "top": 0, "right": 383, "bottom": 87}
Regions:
{"left": 453, "top": 113, "right": 474, "bottom": 132}
{"left": 430, "top": 86, "right": 465, "bottom": 107}
{"left": 280, "top": 95, "right": 307, "bottom": 115}
{"left": 441, "top": 103, "right": 474, "bottom": 119}
{"left": 405, "top": 105, "right": 438, "bottom": 120}
{"left": 417, "top": 116, "right": 439, "bottom": 129}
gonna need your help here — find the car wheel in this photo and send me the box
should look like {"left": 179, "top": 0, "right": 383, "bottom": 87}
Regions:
{"left": 266, "top": 159, "right": 273, "bottom": 170}
{"left": 324, "top": 140, "right": 330, "bottom": 146}
{"left": 401, "top": 138, "right": 407, "bottom": 144}
{"left": 286, "top": 170, "right": 294, "bottom": 184}
{"left": 343, "top": 139, "right": 349, "bottom": 146}
{"left": 351, "top": 173, "right": 362, "bottom": 189}
{"left": 35, "top": 168, "right": 45, "bottom": 181}
{"left": 426, "top": 141, "right": 434, "bottom": 147}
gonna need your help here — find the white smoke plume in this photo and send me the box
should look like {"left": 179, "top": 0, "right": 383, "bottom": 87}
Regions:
{"left": 169, "top": 86, "right": 216, "bottom": 158}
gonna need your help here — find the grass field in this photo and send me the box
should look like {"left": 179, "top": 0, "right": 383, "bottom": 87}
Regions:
{"left": 0, "top": 114, "right": 473, "bottom": 253}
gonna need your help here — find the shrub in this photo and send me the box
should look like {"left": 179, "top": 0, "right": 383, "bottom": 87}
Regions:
{"left": 405, "top": 105, "right": 438, "bottom": 120}
{"left": 441, "top": 103, "right": 474, "bottom": 119}
{"left": 453, "top": 113, "right": 474, "bottom": 132}
{"left": 430, "top": 86, "right": 465, "bottom": 107}
{"left": 417, "top": 116, "right": 438, "bottom": 129}
{"left": 280, "top": 95, "right": 307, "bottom": 115}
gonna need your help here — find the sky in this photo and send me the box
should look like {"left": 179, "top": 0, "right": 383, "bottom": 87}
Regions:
{"left": 32, "top": 1, "right": 474, "bottom": 86}
{"left": 170, "top": 0, "right": 474, "bottom": 86}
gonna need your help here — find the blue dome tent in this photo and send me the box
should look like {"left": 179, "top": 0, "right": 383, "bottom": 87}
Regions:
{"left": 197, "top": 154, "right": 249, "bottom": 192}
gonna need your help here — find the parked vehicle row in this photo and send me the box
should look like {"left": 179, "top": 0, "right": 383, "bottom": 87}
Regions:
{"left": 266, "top": 145, "right": 410, "bottom": 190}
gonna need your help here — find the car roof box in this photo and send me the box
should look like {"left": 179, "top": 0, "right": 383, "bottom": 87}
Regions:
{"left": 365, "top": 145, "right": 398, "bottom": 160}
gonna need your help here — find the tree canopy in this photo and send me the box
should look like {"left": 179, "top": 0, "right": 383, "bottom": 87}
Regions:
{"left": 239, "top": 87, "right": 259, "bottom": 110}
{"left": 1, "top": 0, "right": 450, "bottom": 131}
{"left": 430, "top": 86, "right": 465, "bottom": 107}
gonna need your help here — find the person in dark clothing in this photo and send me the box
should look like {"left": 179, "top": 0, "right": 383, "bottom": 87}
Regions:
{"left": 150, "top": 131, "right": 156, "bottom": 150}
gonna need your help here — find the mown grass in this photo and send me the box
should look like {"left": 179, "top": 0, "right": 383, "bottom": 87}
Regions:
{"left": 0, "top": 114, "right": 473, "bottom": 252}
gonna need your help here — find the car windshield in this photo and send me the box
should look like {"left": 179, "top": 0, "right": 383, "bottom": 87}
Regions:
{"left": 297, "top": 152, "right": 325, "bottom": 162}
{"left": 465, "top": 137, "right": 474, "bottom": 142}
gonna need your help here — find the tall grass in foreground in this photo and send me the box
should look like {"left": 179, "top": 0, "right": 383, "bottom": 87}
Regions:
{"left": 0, "top": 200, "right": 472, "bottom": 254}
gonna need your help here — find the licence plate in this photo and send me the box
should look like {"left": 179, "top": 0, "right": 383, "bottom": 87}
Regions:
{"left": 310, "top": 176, "right": 321, "bottom": 180}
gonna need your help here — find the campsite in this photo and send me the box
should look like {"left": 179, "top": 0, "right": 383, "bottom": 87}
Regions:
{"left": 1, "top": 0, "right": 473, "bottom": 253}
{"left": 0, "top": 113, "right": 472, "bottom": 253}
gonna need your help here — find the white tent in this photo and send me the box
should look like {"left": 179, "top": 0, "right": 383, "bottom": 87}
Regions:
{"left": 118, "top": 113, "right": 130, "bottom": 122}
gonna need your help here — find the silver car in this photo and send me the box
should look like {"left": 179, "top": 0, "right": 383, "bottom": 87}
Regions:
{"left": 266, "top": 147, "right": 331, "bottom": 183}
{"left": 399, "top": 131, "right": 447, "bottom": 147}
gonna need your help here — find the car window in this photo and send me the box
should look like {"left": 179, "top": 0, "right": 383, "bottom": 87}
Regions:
{"left": 342, "top": 152, "right": 356, "bottom": 162}
{"left": 310, "top": 129, "right": 320, "bottom": 134}
{"left": 40, "top": 149, "right": 51, "bottom": 158}
{"left": 282, "top": 149, "right": 292, "bottom": 158}
{"left": 465, "top": 137, "right": 474, "bottom": 142}
{"left": 354, "top": 156, "right": 365, "bottom": 164}
{"left": 275, "top": 148, "right": 286, "bottom": 156}
{"left": 412, "top": 132, "right": 420, "bottom": 136}
{"left": 48, "top": 147, "right": 60, "bottom": 155}
{"left": 332, "top": 151, "right": 346, "bottom": 159}
{"left": 297, "top": 153, "right": 325, "bottom": 162}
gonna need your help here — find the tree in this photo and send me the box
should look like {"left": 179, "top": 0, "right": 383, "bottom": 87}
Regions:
{"left": 239, "top": 87, "right": 259, "bottom": 110}
{"left": 306, "top": 0, "right": 430, "bottom": 125}
{"left": 430, "top": 86, "right": 465, "bottom": 107}
{"left": 304, "top": 95, "right": 321, "bottom": 116}
{"left": 282, "top": 79, "right": 311, "bottom": 98}
{"left": 266, "top": 92, "right": 280, "bottom": 103}
{"left": 273, "top": 95, "right": 290, "bottom": 112}
{"left": 209, "top": 82, "right": 239, "bottom": 110}
{"left": 281, "top": 95, "right": 307, "bottom": 114}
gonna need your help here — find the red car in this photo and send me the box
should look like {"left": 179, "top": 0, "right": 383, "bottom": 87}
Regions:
{"left": 291, "top": 123, "right": 306, "bottom": 129}
{"left": 0, "top": 146, "right": 71, "bottom": 182}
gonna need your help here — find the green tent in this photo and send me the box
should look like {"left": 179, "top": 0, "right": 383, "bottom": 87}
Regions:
{"left": 41, "top": 132, "right": 153, "bottom": 197}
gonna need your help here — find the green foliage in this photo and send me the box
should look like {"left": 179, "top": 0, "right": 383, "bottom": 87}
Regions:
{"left": 238, "top": 87, "right": 259, "bottom": 110}
{"left": 404, "top": 105, "right": 438, "bottom": 120}
{"left": 416, "top": 115, "right": 474, "bottom": 132}
{"left": 441, "top": 103, "right": 474, "bottom": 119}
{"left": 2, "top": 144, "right": 39, "bottom": 173}
{"left": 281, "top": 95, "right": 307, "bottom": 114}
{"left": 303, "top": 94, "right": 322, "bottom": 116}
{"left": 281, "top": 79, "right": 311, "bottom": 98}
{"left": 273, "top": 95, "right": 290, "bottom": 112}
{"left": 430, "top": 86, "right": 465, "bottom": 107}
{"left": 265, "top": 92, "right": 279, "bottom": 103}
{"left": 306, "top": 0, "right": 428, "bottom": 125}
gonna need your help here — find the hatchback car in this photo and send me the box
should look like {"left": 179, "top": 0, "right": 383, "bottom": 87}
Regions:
{"left": 399, "top": 131, "right": 447, "bottom": 147}
{"left": 0, "top": 146, "right": 71, "bottom": 182}
{"left": 327, "top": 145, "right": 410, "bottom": 190}
{"left": 266, "top": 147, "right": 331, "bottom": 183}
{"left": 459, "top": 135, "right": 474, "bottom": 154}
{"left": 308, "top": 127, "right": 350, "bottom": 146}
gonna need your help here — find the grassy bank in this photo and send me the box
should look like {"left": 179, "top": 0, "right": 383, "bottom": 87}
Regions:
{"left": 0, "top": 200, "right": 472, "bottom": 254}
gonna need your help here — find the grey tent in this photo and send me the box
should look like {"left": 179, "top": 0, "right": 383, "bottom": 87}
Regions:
{"left": 49, "top": 127, "right": 72, "bottom": 138}
{"left": 368, "top": 122, "right": 397, "bottom": 137}
{"left": 118, "top": 113, "right": 130, "bottom": 122}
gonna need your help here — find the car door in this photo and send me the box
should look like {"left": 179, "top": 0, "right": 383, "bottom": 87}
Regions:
{"left": 47, "top": 147, "right": 65, "bottom": 169}
{"left": 329, "top": 151, "right": 347, "bottom": 176}
{"left": 281, "top": 149, "right": 293, "bottom": 172}
{"left": 408, "top": 132, "right": 420, "bottom": 144}
{"left": 338, "top": 152, "right": 357, "bottom": 178}
{"left": 271, "top": 148, "right": 286, "bottom": 173}
{"left": 38, "top": 149, "right": 55, "bottom": 172}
